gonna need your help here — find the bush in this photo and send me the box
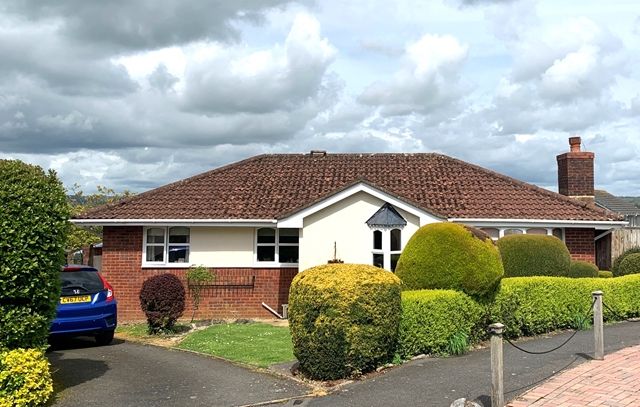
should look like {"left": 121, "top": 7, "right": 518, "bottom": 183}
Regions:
{"left": 0, "top": 348, "right": 53, "bottom": 407}
{"left": 569, "top": 261, "right": 598, "bottom": 278}
{"left": 288, "top": 264, "right": 401, "bottom": 380}
{"left": 395, "top": 223, "right": 503, "bottom": 297}
{"left": 598, "top": 271, "right": 613, "bottom": 278}
{"left": 612, "top": 247, "right": 640, "bottom": 276}
{"left": 490, "top": 275, "right": 640, "bottom": 337}
{"left": 398, "top": 290, "right": 484, "bottom": 358}
{"left": 617, "top": 253, "right": 640, "bottom": 277}
{"left": 139, "top": 274, "right": 186, "bottom": 333}
{"left": 497, "top": 235, "right": 571, "bottom": 278}
{"left": 0, "top": 160, "right": 69, "bottom": 349}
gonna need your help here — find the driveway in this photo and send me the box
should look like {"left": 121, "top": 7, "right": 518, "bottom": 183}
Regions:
{"left": 48, "top": 337, "right": 312, "bottom": 407}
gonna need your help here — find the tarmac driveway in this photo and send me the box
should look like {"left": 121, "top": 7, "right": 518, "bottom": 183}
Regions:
{"left": 47, "top": 337, "right": 311, "bottom": 407}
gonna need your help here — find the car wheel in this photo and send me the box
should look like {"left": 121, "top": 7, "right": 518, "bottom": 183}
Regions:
{"left": 95, "top": 330, "right": 115, "bottom": 346}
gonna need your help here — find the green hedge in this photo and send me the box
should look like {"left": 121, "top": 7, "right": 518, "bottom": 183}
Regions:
{"left": 490, "top": 275, "right": 640, "bottom": 337}
{"left": 395, "top": 223, "right": 503, "bottom": 297}
{"left": 497, "top": 235, "right": 571, "bottom": 277}
{"left": 598, "top": 271, "right": 613, "bottom": 278}
{"left": 618, "top": 253, "right": 640, "bottom": 277}
{"left": 612, "top": 247, "right": 640, "bottom": 276}
{"left": 569, "top": 261, "right": 598, "bottom": 278}
{"left": 0, "top": 160, "right": 69, "bottom": 349}
{"left": 0, "top": 348, "right": 53, "bottom": 407}
{"left": 398, "top": 290, "right": 484, "bottom": 358}
{"left": 289, "top": 264, "right": 401, "bottom": 380}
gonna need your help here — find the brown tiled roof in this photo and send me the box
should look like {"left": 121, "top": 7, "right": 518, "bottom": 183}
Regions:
{"left": 77, "top": 153, "right": 621, "bottom": 222}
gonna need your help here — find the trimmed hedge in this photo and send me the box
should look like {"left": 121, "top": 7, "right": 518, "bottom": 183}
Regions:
{"left": 569, "top": 261, "right": 598, "bottom": 278}
{"left": 490, "top": 275, "right": 640, "bottom": 337}
{"left": 0, "top": 160, "right": 69, "bottom": 349}
{"left": 617, "top": 253, "right": 640, "bottom": 277}
{"left": 398, "top": 290, "right": 484, "bottom": 358}
{"left": 612, "top": 247, "right": 640, "bottom": 276}
{"left": 598, "top": 271, "right": 613, "bottom": 278}
{"left": 497, "top": 235, "right": 571, "bottom": 277}
{"left": 395, "top": 223, "right": 503, "bottom": 297}
{"left": 289, "top": 264, "right": 401, "bottom": 380}
{"left": 0, "top": 348, "right": 53, "bottom": 407}
{"left": 139, "top": 274, "right": 186, "bottom": 333}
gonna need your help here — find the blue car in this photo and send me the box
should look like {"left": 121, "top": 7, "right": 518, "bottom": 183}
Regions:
{"left": 50, "top": 265, "right": 117, "bottom": 345}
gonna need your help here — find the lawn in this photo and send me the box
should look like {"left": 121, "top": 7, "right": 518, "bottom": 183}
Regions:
{"left": 177, "top": 322, "right": 295, "bottom": 368}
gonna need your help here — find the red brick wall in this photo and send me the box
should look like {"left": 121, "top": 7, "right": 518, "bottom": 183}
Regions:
{"left": 565, "top": 228, "right": 595, "bottom": 263}
{"left": 557, "top": 152, "right": 594, "bottom": 197}
{"left": 102, "top": 226, "right": 297, "bottom": 322}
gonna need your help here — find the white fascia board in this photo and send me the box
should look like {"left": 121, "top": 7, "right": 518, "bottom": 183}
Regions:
{"left": 71, "top": 219, "right": 277, "bottom": 227}
{"left": 449, "top": 218, "right": 628, "bottom": 229}
{"left": 277, "top": 182, "right": 443, "bottom": 228}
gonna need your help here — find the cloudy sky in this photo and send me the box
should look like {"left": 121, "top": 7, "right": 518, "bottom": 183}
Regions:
{"left": 1, "top": 0, "right": 639, "bottom": 195}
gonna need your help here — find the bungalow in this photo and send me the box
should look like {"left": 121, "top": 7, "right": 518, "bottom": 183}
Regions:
{"left": 74, "top": 137, "right": 625, "bottom": 320}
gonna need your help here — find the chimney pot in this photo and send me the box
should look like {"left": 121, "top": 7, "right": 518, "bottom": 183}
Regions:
{"left": 569, "top": 136, "right": 582, "bottom": 152}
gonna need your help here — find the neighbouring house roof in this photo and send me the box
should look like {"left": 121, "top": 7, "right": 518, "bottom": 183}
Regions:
{"left": 595, "top": 190, "right": 640, "bottom": 215}
{"left": 366, "top": 203, "right": 408, "bottom": 228}
{"left": 76, "top": 153, "right": 621, "bottom": 222}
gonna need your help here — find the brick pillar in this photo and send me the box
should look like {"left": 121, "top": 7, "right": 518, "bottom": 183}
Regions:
{"left": 556, "top": 136, "right": 595, "bottom": 202}
{"left": 565, "top": 228, "right": 595, "bottom": 263}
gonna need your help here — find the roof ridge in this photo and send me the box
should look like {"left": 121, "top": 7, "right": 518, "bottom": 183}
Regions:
{"left": 437, "top": 153, "right": 620, "bottom": 220}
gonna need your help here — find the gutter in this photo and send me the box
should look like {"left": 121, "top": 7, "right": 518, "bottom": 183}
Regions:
{"left": 71, "top": 218, "right": 278, "bottom": 227}
{"left": 449, "top": 218, "right": 627, "bottom": 229}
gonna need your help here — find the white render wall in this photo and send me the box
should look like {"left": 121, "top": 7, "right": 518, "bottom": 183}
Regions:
{"left": 189, "top": 227, "right": 255, "bottom": 267}
{"left": 299, "top": 191, "right": 421, "bottom": 271}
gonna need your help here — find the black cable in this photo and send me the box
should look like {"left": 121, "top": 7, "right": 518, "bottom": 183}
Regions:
{"left": 602, "top": 301, "right": 640, "bottom": 323}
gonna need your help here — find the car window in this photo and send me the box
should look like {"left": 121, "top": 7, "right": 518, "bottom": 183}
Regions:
{"left": 60, "top": 272, "right": 103, "bottom": 295}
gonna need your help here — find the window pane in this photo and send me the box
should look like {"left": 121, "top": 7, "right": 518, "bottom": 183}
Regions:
{"left": 552, "top": 228, "right": 564, "bottom": 240}
{"left": 480, "top": 228, "right": 500, "bottom": 239}
{"left": 527, "top": 228, "right": 548, "bottom": 235}
{"left": 168, "top": 246, "right": 189, "bottom": 263}
{"left": 279, "top": 228, "right": 299, "bottom": 244}
{"left": 257, "top": 246, "right": 275, "bottom": 262}
{"left": 169, "top": 227, "right": 190, "bottom": 243}
{"left": 391, "top": 254, "right": 401, "bottom": 272}
{"left": 147, "top": 228, "right": 165, "bottom": 244}
{"left": 504, "top": 228, "right": 523, "bottom": 236}
{"left": 373, "top": 253, "right": 384, "bottom": 268}
{"left": 146, "top": 245, "right": 164, "bottom": 262}
{"left": 279, "top": 246, "right": 299, "bottom": 263}
{"left": 257, "top": 228, "right": 276, "bottom": 244}
{"left": 373, "top": 230, "right": 382, "bottom": 250}
{"left": 390, "top": 229, "right": 401, "bottom": 251}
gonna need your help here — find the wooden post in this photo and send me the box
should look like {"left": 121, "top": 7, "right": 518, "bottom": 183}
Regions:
{"left": 489, "top": 323, "right": 505, "bottom": 407}
{"left": 592, "top": 291, "right": 604, "bottom": 360}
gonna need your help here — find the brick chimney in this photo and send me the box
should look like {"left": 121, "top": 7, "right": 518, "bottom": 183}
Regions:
{"left": 556, "top": 136, "right": 594, "bottom": 202}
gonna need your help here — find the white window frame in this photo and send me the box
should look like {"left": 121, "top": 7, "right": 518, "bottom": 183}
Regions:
{"left": 371, "top": 227, "right": 403, "bottom": 271}
{"left": 254, "top": 228, "right": 299, "bottom": 267}
{"left": 142, "top": 226, "right": 191, "bottom": 267}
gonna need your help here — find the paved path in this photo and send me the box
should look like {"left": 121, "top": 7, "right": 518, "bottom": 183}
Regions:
{"left": 303, "top": 321, "right": 640, "bottom": 407}
{"left": 508, "top": 344, "right": 640, "bottom": 406}
{"left": 48, "top": 337, "right": 311, "bottom": 407}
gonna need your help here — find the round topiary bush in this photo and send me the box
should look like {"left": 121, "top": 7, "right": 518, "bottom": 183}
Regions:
{"left": 612, "top": 247, "right": 640, "bottom": 276}
{"left": 394, "top": 223, "right": 503, "bottom": 297}
{"left": 617, "top": 253, "right": 640, "bottom": 277}
{"left": 598, "top": 270, "right": 613, "bottom": 278}
{"left": 497, "top": 235, "right": 571, "bottom": 278}
{"left": 139, "top": 274, "right": 186, "bottom": 333}
{"left": 289, "top": 264, "right": 401, "bottom": 380}
{"left": 0, "top": 160, "right": 69, "bottom": 349}
{"left": 569, "top": 260, "right": 598, "bottom": 278}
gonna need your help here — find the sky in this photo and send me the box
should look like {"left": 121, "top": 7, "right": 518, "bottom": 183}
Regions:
{"left": 0, "top": 0, "right": 639, "bottom": 195}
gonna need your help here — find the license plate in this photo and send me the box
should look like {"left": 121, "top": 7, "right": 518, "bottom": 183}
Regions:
{"left": 60, "top": 295, "right": 91, "bottom": 304}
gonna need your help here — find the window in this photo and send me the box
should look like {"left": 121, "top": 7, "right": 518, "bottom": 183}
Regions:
{"left": 144, "top": 227, "right": 190, "bottom": 264}
{"left": 371, "top": 228, "right": 402, "bottom": 272}
{"left": 480, "top": 228, "right": 500, "bottom": 240}
{"left": 503, "top": 228, "right": 524, "bottom": 236}
{"left": 552, "top": 228, "right": 564, "bottom": 241}
{"left": 526, "top": 228, "right": 548, "bottom": 235}
{"left": 256, "top": 228, "right": 299, "bottom": 264}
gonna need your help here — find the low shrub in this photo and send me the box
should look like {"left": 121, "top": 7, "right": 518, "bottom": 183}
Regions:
{"left": 139, "top": 274, "right": 186, "bottom": 334}
{"left": 612, "top": 247, "right": 640, "bottom": 276}
{"left": 395, "top": 223, "right": 503, "bottom": 297}
{"left": 497, "top": 235, "right": 571, "bottom": 277}
{"left": 288, "top": 264, "right": 401, "bottom": 380}
{"left": 569, "top": 261, "right": 598, "bottom": 278}
{"left": 0, "top": 348, "right": 53, "bottom": 407}
{"left": 598, "top": 271, "right": 613, "bottom": 278}
{"left": 617, "top": 253, "right": 640, "bottom": 277}
{"left": 490, "top": 275, "right": 640, "bottom": 337}
{"left": 398, "top": 290, "right": 484, "bottom": 358}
